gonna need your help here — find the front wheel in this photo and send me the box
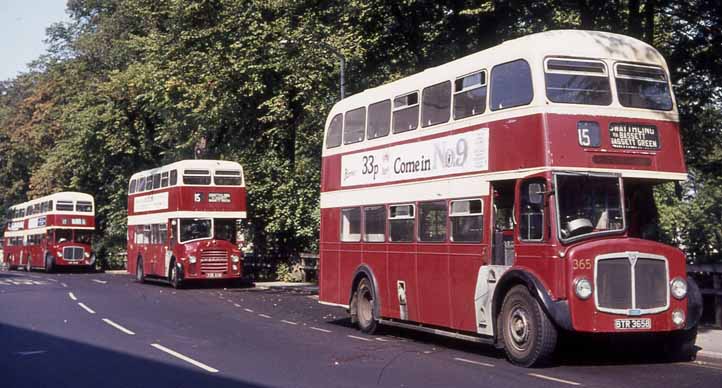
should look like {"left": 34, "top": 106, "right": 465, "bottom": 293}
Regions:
{"left": 499, "top": 285, "right": 558, "bottom": 367}
{"left": 45, "top": 255, "right": 54, "bottom": 273}
{"left": 665, "top": 327, "right": 698, "bottom": 361}
{"left": 355, "top": 278, "right": 378, "bottom": 334}
{"left": 169, "top": 262, "right": 182, "bottom": 289}
{"left": 136, "top": 258, "right": 145, "bottom": 283}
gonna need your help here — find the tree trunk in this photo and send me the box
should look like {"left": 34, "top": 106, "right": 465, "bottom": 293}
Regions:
{"left": 628, "top": 0, "right": 642, "bottom": 38}
{"left": 644, "top": 0, "right": 655, "bottom": 43}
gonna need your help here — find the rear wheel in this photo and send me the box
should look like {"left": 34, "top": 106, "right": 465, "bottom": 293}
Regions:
{"left": 136, "top": 258, "right": 145, "bottom": 283}
{"left": 355, "top": 278, "right": 378, "bottom": 334}
{"left": 499, "top": 285, "right": 558, "bottom": 367}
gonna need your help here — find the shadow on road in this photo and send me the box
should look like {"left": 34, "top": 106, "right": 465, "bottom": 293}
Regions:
{"left": 0, "top": 322, "right": 268, "bottom": 388}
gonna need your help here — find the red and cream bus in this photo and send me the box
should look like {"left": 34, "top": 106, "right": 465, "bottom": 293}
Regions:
{"left": 318, "top": 30, "right": 702, "bottom": 366}
{"left": 127, "top": 160, "right": 246, "bottom": 288}
{"left": 3, "top": 192, "right": 96, "bottom": 272}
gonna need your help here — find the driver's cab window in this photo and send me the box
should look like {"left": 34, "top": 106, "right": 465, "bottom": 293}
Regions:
{"left": 520, "top": 180, "right": 545, "bottom": 241}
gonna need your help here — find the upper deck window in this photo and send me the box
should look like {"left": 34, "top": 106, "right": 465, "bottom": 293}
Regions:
{"left": 145, "top": 175, "right": 153, "bottom": 191}
{"left": 421, "top": 81, "right": 451, "bottom": 127}
{"left": 545, "top": 58, "right": 611, "bottom": 105}
{"left": 615, "top": 63, "right": 673, "bottom": 111}
{"left": 56, "top": 201, "right": 74, "bottom": 211}
{"left": 367, "top": 100, "right": 391, "bottom": 140}
{"left": 170, "top": 170, "right": 178, "bottom": 186}
{"left": 137, "top": 177, "right": 146, "bottom": 193}
{"left": 326, "top": 113, "right": 343, "bottom": 149}
{"left": 183, "top": 169, "right": 211, "bottom": 185}
{"left": 152, "top": 173, "right": 161, "bottom": 189}
{"left": 491, "top": 59, "right": 533, "bottom": 111}
{"left": 129, "top": 179, "right": 137, "bottom": 194}
{"left": 214, "top": 170, "right": 243, "bottom": 186}
{"left": 454, "top": 71, "right": 487, "bottom": 119}
{"left": 160, "top": 172, "right": 169, "bottom": 188}
{"left": 76, "top": 201, "right": 93, "bottom": 212}
{"left": 343, "top": 107, "right": 366, "bottom": 145}
{"left": 392, "top": 92, "right": 419, "bottom": 133}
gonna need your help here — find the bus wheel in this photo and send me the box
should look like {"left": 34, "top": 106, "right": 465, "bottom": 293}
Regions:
{"left": 500, "top": 285, "right": 557, "bottom": 367}
{"left": 45, "top": 255, "right": 54, "bottom": 273}
{"left": 136, "top": 259, "right": 145, "bottom": 283}
{"left": 169, "top": 261, "right": 182, "bottom": 289}
{"left": 355, "top": 278, "right": 378, "bottom": 334}
{"left": 665, "top": 326, "right": 698, "bottom": 361}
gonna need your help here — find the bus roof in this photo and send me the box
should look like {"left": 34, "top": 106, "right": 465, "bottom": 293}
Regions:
{"left": 326, "top": 30, "right": 669, "bottom": 119}
{"left": 20, "top": 192, "right": 94, "bottom": 208}
{"left": 129, "top": 159, "right": 244, "bottom": 182}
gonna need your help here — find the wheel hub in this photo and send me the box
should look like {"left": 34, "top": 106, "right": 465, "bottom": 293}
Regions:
{"left": 509, "top": 307, "right": 530, "bottom": 350}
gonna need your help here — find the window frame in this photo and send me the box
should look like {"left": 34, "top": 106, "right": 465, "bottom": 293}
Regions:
{"left": 421, "top": 80, "right": 452, "bottom": 128}
{"left": 388, "top": 203, "right": 415, "bottom": 243}
{"left": 392, "top": 91, "right": 420, "bottom": 134}
{"left": 449, "top": 198, "right": 484, "bottom": 243}
{"left": 343, "top": 106, "right": 366, "bottom": 145}
{"left": 367, "top": 99, "right": 391, "bottom": 140}
{"left": 418, "top": 200, "right": 449, "bottom": 243}
{"left": 613, "top": 62, "right": 674, "bottom": 111}
{"left": 363, "top": 205, "right": 387, "bottom": 243}
{"left": 340, "top": 207, "right": 362, "bottom": 242}
{"left": 326, "top": 113, "right": 343, "bottom": 149}
{"left": 543, "top": 57, "right": 612, "bottom": 106}
{"left": 490, "top": 58, "right": 534, "bottom": 111}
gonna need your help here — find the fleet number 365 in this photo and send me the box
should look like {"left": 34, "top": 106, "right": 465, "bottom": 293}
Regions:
{"left": 572, "top": 258, "right": 592, "bottom": 270}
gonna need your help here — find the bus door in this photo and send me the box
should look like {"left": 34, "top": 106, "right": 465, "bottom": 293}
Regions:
{"left": 474, "top": 180, "right": 515, "bottom": 336}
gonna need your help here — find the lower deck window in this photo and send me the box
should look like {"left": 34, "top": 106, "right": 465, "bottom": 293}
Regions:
{"left": 450, "top": 199, "right": 483, "bottom": 242}
{"left": 419, "top": 201, "right": 447, "bottom": 242}
{"left": 341, "top": 208, "right": 361, "bottom": 242}
{"left": 364, "top": 206, "right": 386, "bottom": 242}
{"left": 389, "top": 204, "right": 414, "bottom": 242}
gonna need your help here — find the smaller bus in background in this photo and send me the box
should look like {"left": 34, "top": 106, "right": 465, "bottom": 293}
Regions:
{"left": 126, "top": 160, "right": 246, "bottom": 288}
{"left": 3, "top": 192, "right": 96, "bottom": 272}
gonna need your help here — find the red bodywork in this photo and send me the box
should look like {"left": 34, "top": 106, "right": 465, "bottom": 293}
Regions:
{"left": 320, "top": 111, "right": 689, "bottom": 335}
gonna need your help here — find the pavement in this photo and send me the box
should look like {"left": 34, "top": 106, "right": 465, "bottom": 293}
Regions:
{"left": 2, "top": 270, "right": 722, "bottom": 388}
{"left": 696, "top": 327, "right": 722, "bottom": 359}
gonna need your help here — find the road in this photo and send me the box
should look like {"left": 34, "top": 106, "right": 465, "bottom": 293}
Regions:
{"left": 1, "top": 270, "right": 721, "bottom": 388}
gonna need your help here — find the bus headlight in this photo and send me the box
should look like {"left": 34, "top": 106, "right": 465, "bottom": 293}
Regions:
{"left": 672, "top": 309, "right": 686, "bottom": 327}
{"left": 189, "top": 255, "right": 197, "bottom": 264}
{"left": 670, "top": 277, "right": 687, "bottom": 299}
{"left": 574, "top": 277, "right": 593, "bottom": 300}
{"left": 231, "top": 255, "right": 240, "bottom": 263}
{"left": 84, "top": 252, "right": 90, "bottom": 258}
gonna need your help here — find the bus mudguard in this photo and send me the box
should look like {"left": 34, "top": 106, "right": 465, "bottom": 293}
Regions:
{"left": 493, "top": 269, "right": 572, "bottom": 332}
{"left": 350, "top": 264, "right": 381, "bottom": 318}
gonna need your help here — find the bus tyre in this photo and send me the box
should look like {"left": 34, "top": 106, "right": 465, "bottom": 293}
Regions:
{"left": 136, "top": 259, "right": 145, "bottom": 283}
{"left": 355, "top": 278, "right": 378, "bottom": 334}
{"left": 45, "top": 255, "right": 54, "bottom": 273}
{"left": 500, "top": 285, "right": 558, "bottom": 367}
{"left": 169, "top": 261, "right": 182, "bottom": 289}
{"left": 665, "top": 326, "right": 697, "bottom": 361}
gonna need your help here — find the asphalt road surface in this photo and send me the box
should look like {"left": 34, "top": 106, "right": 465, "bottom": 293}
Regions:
{"left": 1, "top": 270, "right": 721, "bottom": 388}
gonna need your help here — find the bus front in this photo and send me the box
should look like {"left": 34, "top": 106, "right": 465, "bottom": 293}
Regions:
{"left": 169, "top": 162, "right": 247, "bottom": 285}
{"left": 46, "top": 196, "right": 96, "bottom": 271}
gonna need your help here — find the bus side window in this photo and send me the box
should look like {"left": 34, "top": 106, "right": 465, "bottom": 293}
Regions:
{"left": 160, "top": 172, "right": 169, "bottom": 188}
{"left": 454, "top": 71, "right": 487, "bottom": 119}
{"left": 392, "top": 92, "right": 419, "bottom": 133}
{"left": 450, "top": 199, "right": 483, "bottom": 242}
{"left": 170, "top": 170, "right": 178, "bottom": 186}
{"left": 418, "top": 201, "right": 447, "bottom": 242}
{"left": 367, "top": 100, "right": 391, "bottom": 140}
{"left": 145, "top": 175, "right": 153, "bottom": 191}
{"left": 340, "top": 208, "right": 361, "bottom": 242}
{"left": 363, "top": 206, "right": 386, "bottom": 242}
{"left": 491, "top": 59, "right": 533, "bottom": 111}
{"left": 129, "top": 179, "right": 137, "bottom": 194}
{"left": 326, "top": 113, "right": 343, "bottom": 149}
{"left": 152, "top": 173, "right": 161, "bottom": 189}
{"left": 421, "top": 81, "right": 451, "bottom": 127}
{"left": 137, "top": 177, "right": 146, "bottom": 192}
{"left": 343, "top": 107, "right": 366, "bottom": 145}
{"left": 389, "top": 204, "right": 415, "bottom": 242}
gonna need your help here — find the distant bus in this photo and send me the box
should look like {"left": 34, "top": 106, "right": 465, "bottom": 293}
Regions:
{"left": 126, "top": 160, "right": 246, "bottom": 288}
{"left": 3, "top": 192, "right": 96, "bottom": 272}
{"left": 318, "top": 30, "right": 702, "bottom": 366}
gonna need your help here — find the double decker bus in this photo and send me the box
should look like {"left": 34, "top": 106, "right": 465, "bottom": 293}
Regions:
{"left": 318, "top": 30, "right": 702, "bottom": 366}
{"left": 127, "top": 160, "right": 246, "bottom": 288}
{"left": 3, "top": 192, "right": 96, "bottom": 272}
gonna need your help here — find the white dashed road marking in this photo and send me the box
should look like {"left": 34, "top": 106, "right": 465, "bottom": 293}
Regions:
{"left": 454, "top": 357, "right": 495, "bottom": 368}
{"left": 151, "top": 344, "right": 219, "bottom": 373}
{"left": 528, "top": 373, "right": 581, "bottom": 386}
{"left": 281, "top": 320, "right": 298, "bottom": 326}
{"left": 102, "top": 318, "right": 136, "bottom": 335}
{"left": 61, "top": 283, "right": 68, "bottom": 288}
{"left": 244, "top": 308, "right": 254, "bottom": 313}
{"left": 77, "top": 302, "right": 96, "bottom": 314}
{"left": 258, "top": 314, "right": 272, "bottom": 319}
{"left": 310, "top": 327, "right": 331, "bottom": 333}
{"left": 92, "top": 279, "right": 107, "bottom": 284}
{"left": 68, "top": 292, "right": 77, "bottom": 301}
{"left": 16, "top": 350, "right": 47, "bottom": 356}
{"left": 375, "top": 337, "right": 389, "bottom": 342}
{"left": 347, "top": 335, "right": 372, "bottom": 342}
{"left": 234, "top": 303, "right": 241, "bottom": 307}
{"left": 46, "top": 278, "right": 58, "bottom": 282}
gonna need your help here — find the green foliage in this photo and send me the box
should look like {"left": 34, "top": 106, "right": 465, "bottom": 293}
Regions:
{"left": 0, "top": 0, "right": 721, "bottom": 261}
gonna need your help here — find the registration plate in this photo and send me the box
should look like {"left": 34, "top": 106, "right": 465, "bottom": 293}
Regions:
{"left": 614, "top": 318, "right": 651, "bottom": 330}
{"left": 206, "top": 273, "right": 222, "bottom": 278}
